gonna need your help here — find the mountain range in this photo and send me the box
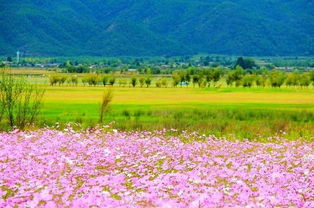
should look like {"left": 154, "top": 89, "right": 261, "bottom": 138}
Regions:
{"left": 1, "top": 0, "right": 313, "bottom": 56}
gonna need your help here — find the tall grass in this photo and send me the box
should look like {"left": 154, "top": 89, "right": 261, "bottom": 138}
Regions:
{"left": 99, "top": 88, "right": 113, "bottom": 123}
{"left": 25, "top": 105, "right": 314, "bottom": 141}
{"left": 111, "top": 108, "right": 314, "bottom": 140}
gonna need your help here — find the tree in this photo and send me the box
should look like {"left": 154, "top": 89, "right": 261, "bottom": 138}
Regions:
{"left": 59, "top": 75, "right": 67, "bottom": 85}
{"left": 192, "top": 75, "right": 199, "bottom": 87}
{"left": 0, "top": 70, "right": 45, "bottom": 129}
{"left": 139, "top": 77, "right": 145, "bottom": 87}
{"left": 310, "top": 70, "right": 314, "bottom": 83}
{"left": 69, "top": 75, "right": 78, "bottom": 86}
{"left": 49, "top": 74, "right": 60, "bottom": 86}
{"left": 109, "top": 76, "right": 116, "bottom": 86}
{"left": 205, "top": 74, "right": 212, "bottom": 87}
{"left": 211, "top": 68, "right": 223, "bottom": 86}
{"left": 156, "top": 79, "right": 162, "bottom": 88}
{"left": 161, "top": 78, "right": 168, "bottom": 88}
{"left": 242, "top": 74, "right": 254, "bottom": 88}
{"left": 235, "top": 57, "right": 245, "bottom": 69}
{"left": 185, "top": 73, "right": 191, "bottom": 87}
{"left": 226, "top": 66, "right": 245, "bottom": 86}
{"left": 285, "top": 72, "right": 299, "bottom": 87}
{"left": 255, "top": 75, "right": 266, "bottom": 87}
{"left": 144, "top": 68, "right": 152, "bottom": 74}
{"left": 102, "top": 76, "right": 108, "bottom": 86}
{"left": 299, "top": 73, "right": 311, "bottom": 88}
{"left": 84, "top": 74, "right": 98, "bottom": 86}
{"left": 145, "top": 77, "right": 152, "bottom": 88}
{"left": 131, "top": 77, "right": 137, "bottom": 87}
{"left": 118, "top": 79, "right": 127, "bottom": 87}
{"left": 235, "top": 57, "right": 256, "bottom": 69}
{"left": 178, "top": 71, "right": 186, "bottom": 87}
{"left": 197, "top": 76, "right": 204, "bottom": 88}
{"left": 226, "top": 73, "right": 233, "bottom": 86}
{"left": 66, "top": 65, "right": 89, "bottom": 73}
{"left": 234, "top": 66, "right": 245, "bottom": 79}
{"left": 172, "top": 74, "right": 180, "bottom": 87}
{"left": 269, "top": 70, "right": 286, "bottom": 88}
{"left": 7, "top": 57, "right": 13, "bottom": 62}
{"left": 82, "top": 76, "right": 88, "bottom": 86}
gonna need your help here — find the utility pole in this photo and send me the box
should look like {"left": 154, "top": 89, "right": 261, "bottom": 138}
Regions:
{"left": 16, "top": 50, "right": 20, "bottom": 64}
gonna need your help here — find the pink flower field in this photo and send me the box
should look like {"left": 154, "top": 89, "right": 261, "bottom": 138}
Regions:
{"left": 0, "top": 129, "right": 313, "bottom": 207}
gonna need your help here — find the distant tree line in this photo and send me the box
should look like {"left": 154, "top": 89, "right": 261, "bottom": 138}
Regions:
{"left": 171, "top": 67, "right": 314, "bottom": 88}
{"left": 48, "top": 67, "right": 314, "bottom": 88}
{"left": 3, "top": 55, "right": 314, "bottom": 71}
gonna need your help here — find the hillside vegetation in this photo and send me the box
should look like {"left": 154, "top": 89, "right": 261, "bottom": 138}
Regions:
{"left": 1, "top": 0, "right": 313, "bottom": 56}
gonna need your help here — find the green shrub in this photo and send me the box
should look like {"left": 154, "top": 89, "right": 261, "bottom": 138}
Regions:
{"left": 139, "top": 77, "right": 145, "bottom": 87}
{"left": 49, "top": 74, "right": 60, "bottom": 86}
{"left": 242, "top": 74, "right": 255, "bottom": 87}
{"left": 131, "top": 77, "right": 137, "bottom": 87}
{"left": 269, "top": 70, "right": 286, "bottom": 87}
{"left": 102, "top": 76, "right": 109, "bottom": 86}
{"left": 156, "top": 79, "right": 162, "bottom": 88}
{"left": 0, "top": 70, "right": 45, "bottom": 129}
{"left": 109, "top": 77, "right": 116, "bottom": 86}
{"left": 145, "top": 77, "right": 152, "bottom": 88}
{"left": 161, "top": 78, "right": 168, "bottom": 88}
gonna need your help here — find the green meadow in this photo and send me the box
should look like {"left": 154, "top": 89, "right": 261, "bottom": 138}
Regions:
{"left": 37, "top": 85, "right": 314, "bottom": 140}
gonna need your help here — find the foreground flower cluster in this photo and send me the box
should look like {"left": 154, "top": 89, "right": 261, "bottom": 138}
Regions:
{"left": 0, "top": 129, "right": 313, "bottom": 207}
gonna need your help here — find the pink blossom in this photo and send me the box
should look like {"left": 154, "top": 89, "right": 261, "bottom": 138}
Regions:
{"left": 0, "top": 129, "right": 312, "bottom": 207}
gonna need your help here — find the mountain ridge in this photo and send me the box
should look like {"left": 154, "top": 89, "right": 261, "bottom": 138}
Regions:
{"left": 1, "top": 0, "right": 313, "bottom": 56}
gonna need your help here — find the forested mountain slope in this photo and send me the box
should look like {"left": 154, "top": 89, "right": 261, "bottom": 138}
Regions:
{"left": 1, "top": 0, "right": 313, "bottom": 56}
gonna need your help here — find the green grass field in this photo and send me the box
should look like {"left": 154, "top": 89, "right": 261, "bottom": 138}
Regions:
{"left": 1, "top": 70, "right": 313, "bottom": 140}
{"left": 35, "top": 85, "right": 314, "bottom": 140}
